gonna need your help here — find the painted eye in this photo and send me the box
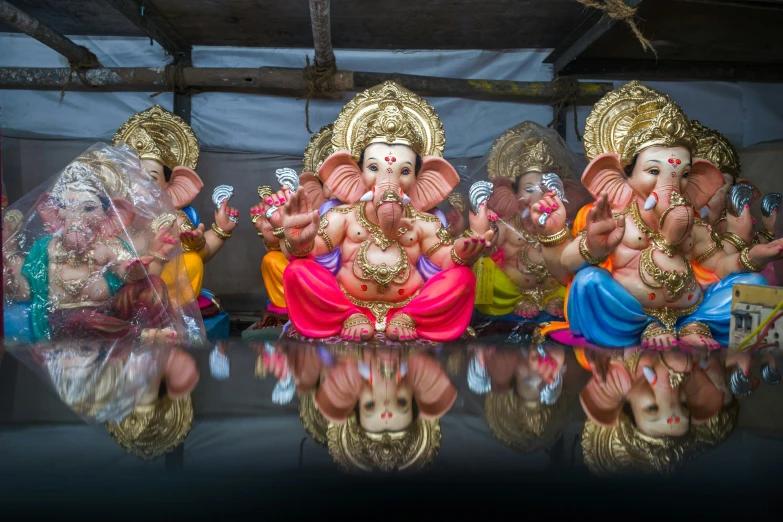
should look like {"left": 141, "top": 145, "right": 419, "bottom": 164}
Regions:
{"left": 364, "top": 401, "right": 375, "bottom": 410}
{"left": 647, "top": 404, "right": 659, "bottom": 413}
{"left": 369, "top": 165, "right": 378, "bottom": 172}
{"left": 683, "top": 171, "right": 689, "bottom": 178}
{"left": 84, "top": 206, "right": 96, "bottom": 212}
{"left": 397, "top": 398, "right": 408, "bottom": 408}
{"left": 402, "top": 168, "right": 411, "bottom": 176}
{"left": 649, "top": 169, "right": 660, "bottom": 176}
{"left": 525, "top": 188, "right": 534, "bottom": 193}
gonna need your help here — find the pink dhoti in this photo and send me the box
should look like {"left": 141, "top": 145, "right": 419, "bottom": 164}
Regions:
{"left": 283, "top": 259, "right": 476, "bottom": 342}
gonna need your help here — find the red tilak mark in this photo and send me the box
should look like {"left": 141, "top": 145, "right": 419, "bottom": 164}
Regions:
{"left": 676, "top": 159, "right": 681, "bottom": 165}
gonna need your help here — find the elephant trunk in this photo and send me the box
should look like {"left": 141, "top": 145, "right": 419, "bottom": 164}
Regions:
{"left": 655, "top": 184, "right": 694, "bottom": 246}
{"left": 374, "top": 180, "right": 405, "bottom": 240}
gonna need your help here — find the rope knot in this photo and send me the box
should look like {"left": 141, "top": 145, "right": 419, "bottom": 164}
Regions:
{"left": 302, "top": 55, "right": 339, "bottom": 133}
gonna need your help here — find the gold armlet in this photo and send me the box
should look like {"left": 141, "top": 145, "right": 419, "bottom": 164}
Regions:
{"left": 693, "top": 244, "right": 719, "bottom": 264}
{"left": 462, "top": 229, "right": 478, "bottom": 238}
{"left": 758, "top": 228, "right": 775, "bottom": 242}
{"left": 343, "top": 313, "right": 372, "bottom": 329}
{"left": 318, "top": 229, "right": 334, "bottom": 251}
{"left": 678, "top": 321, "right": 712, "bottom": 339}
{"left": 272, "top": 227, "right": 286, "bottom": 239}
{"left": 537, "top": 228, "right": 569, "bottom": 247}
{"left": 425, "top": 240, "right": 444, "bottom": 258}
{"left": 149, "top": 251, "right": 170, "bottom": 263}
{"left": 262, "top": 237, "right": 281, "bottom": 251}
{"left": 388, "top": 313, "right": 416, "bottom": 329}
{"left": 740, "top": 247, "right": 766, "bottom": 273}
{"left": 579, "top": 235, "right": 609, "bottom": 266}
{"left": 211, "top": 223, "right": 232, "bottom": 240}
{"left": 284, "top": 238, "right": 315, "bottom": 258}
{"left": 450, "top": 247, "right": 472, "bottom": 266}
{"left": 720, "top": 232, "right": 748, "bottom": 251}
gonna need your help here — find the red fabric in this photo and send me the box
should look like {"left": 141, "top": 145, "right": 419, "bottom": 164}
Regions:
{"left": 283, "top": 259, "right": 476, "bottom": 341}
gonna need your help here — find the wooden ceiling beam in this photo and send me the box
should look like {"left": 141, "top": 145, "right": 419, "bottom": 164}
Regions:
{"left": 104, "top": 0, "right": 191, "bottom": 60}
{"left": 559, "top": 58, "right": 783, "bottom": 83}
{"left": 0, "top": 0, "right": 100, "bottom": 67}
{"left": 309, "top": 0, "right": 336, "bottom": 70}
{"left": 544, "top": 0, "right": 643, "bottom": 75}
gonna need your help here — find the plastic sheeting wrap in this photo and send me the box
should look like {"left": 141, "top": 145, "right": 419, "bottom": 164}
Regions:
{"left": 2, "top": 142, "right": 204, "bottom": 424}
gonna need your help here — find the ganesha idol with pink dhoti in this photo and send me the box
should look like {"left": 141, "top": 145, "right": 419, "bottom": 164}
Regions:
{"left": 531, "top": 81, "right": 783, "bottom": 350}
{"left": 278, "top": 82, "right": 493, "bottom": 342}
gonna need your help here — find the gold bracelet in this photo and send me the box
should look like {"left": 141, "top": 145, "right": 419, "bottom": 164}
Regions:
{"left": 537, "top": 228, "right": 570, "bottom": 247}
{"left": 720, "top": 232, "right": 748, "bottom": 251}
{"left": 284, "top": 238, "right": 314, "bottom": 258}
{"left": 740, "top": 247, "right": 766, "bottom": 272}
{"left": 343, "top": 313, "right": 372, "bottom": 329}
{"left": 149, "top": 251, "right": 170, "bottom": 263}
{"left": 262, "top": 237, "right": 281, "bottom": 251}
{"left": 181, "top": 238, "right": 206, "bottom": 253}
{"left": 579, "top": 235, "right": 609, "bottom": 265}
{"left": 758, "top": 228, "right": 775, "bottom": 242}
{"left": 211, "top": 223, "right": 232, "bottom": 240}
{"left": 272, "top": 227, "right": 286, "bottom": 239}
{"left": 462, "top": 229, "right": 478, "bottom": 238}
{"left": 450, "top": 247, "right": 472, "bottom": 266}
{"left": 388, "top": 313, "right": 416, "bottom": 329}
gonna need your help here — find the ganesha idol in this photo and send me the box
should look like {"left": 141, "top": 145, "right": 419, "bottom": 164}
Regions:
{"left": 277, "top": 82, "right": 493, "bottom": 342}
{"left": 531, "top": 81, "right": 783, "bottom": 350}
{"left": 112, "top": 105, "right": 237, "bottom": 339}
{"left": 473, "top": 121, "right": 590, "bottom": 324}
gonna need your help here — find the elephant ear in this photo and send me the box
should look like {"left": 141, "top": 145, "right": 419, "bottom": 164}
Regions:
{"left": 299, "top": 172, "right": 327, "bottom": 211}
{"left": 319, "top": 152, "right": 367, "bottom": 204}
{"left": 406, "top": 353, "right": 457, "bottom": 419}
{"left": 685, "top": 159, "right": 726, "bottom": 211}
{"left": 409, "top": 156, "right": 460, "bottom": 211}
{"left": 99, "top": 198, "right": 136, "bottom": 237}
{"left": 581, "top": 153, "right": 635, "bottom": 209}
{"left": 165, "top": 348, "right": 200, "bottom": 399}
{"left": 488, "top": 177, "right": 521, "bottom": 220}
{"left": 36, "top": 192, "right": 64, "bottom": 233}
{"left": 314, "top": 358, "right": 364, "bottom": 423}
{"left": 579, "top": 360, "right": 631, "bottom": 427}
{"left": 685, "top": 366, "right": 725, "bottom": 423}
{"left": 166, "top": 167, "right": 204, "bottom": 208}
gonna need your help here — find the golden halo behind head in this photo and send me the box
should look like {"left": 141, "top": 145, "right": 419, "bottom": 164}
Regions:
{"left": 581, "top": 400, "right": 738, "bottom": 476}
{"left": 326, "top": 414, "right": 441, "bottom": 473}
{"left": 583, "top": 81, "right": 695, "bottom": 164}
{"left": 332, "top": 81, "right": 446, "bottom": 161}
{"left": 691, "top": 120, "right": 741, "bottom": 178}
{"left": 299, "top": 391, "right": 329, "bottom": 446}
{"left": 112, "top": 105, "right": 200, "bottom": 170}
{"left": 303, "top": 124, "right": 335, "bottom": 180}
{"left": 487, "top": 121, "right": 571, "bottom": 181}
{"left": 484, "top": 391, "right": 569, "bottom": 454}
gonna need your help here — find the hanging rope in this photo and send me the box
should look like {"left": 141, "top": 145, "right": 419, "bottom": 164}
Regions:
{"left": 59, "top": 46, "right": 100, "bottom": 102}
{"left": 575, "top": 0, "right": 657, "bottom": 56}
{"left": 149, "top": 60, "right": 196, "bottom": 99}
{"left": 547, "top": 77, "right": 583, "bottom": 141}
{"left": 301, "top": 55, "right": 338, "bottom": 134}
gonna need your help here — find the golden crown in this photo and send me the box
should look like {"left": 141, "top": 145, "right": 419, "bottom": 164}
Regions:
{"left": 112, "top": 105, "right": 200, "bottom": 170}
{"left": 581, "top": 400, "right": 738, "bottom": 476}
{"left": 326, "top": 413, "right": 441, "bottom": 473}
{"left": 584, "top": 81, "right": 695, "bottom": 164}
{"left": 691, "top": 120, "right": 741, "bottom": 177}
{"left": 58, "top": 149, "right": 131, "bottom": 200}
{"left": 303, "top": 124, "right": 336, "bottom": 179}
{"left": 332, "top": 81, "right": 445, "bottom": 161}
{"left": 484, "top": 391, "right": 569, "bottom": 454}
{"left": 487, "top": 122, "right": 567, "bottom": 180}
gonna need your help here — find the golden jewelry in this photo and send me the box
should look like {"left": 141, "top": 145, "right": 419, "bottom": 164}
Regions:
{"left": 424, "top": 225, "right": 455, "bottom": 257}
{"left": 112, "top": 105, "right": 199, "bottom": 170}
{"left": 487, "top": 122, "right": 564, "bottom": 180}
{"left": 657, "top": 191, "right": 694, "bottom": 229}
{"left": 579, "top": 235, "right": 610, "bottom": 266}
{"left": 739, "top": 247, "right": 766, "bottom": 272}
{"left": 758, "top": 228, "right": 775, "bottom": 243}
{"left": 317, "top": 216, "right": 334, "bottom": 251}
{"left": 643, "top": 295, "right": 703, "bottom": 331}
{"left": 638, "top": 246, "right": 695, "bottom": 302}
{"left": 332, "top": 81, "right": 445, "bottom": 160}
{"left": 720, "top": 232, "right": 748, "bottom": 251}
{"left": 284, "top": 238, "right": 314, "bottom": 258}
{"left": 338, "top": 282, "right": 421, "bottom": 331}
{"left": 693, "top": 243, "right": 719, "bottom": 264}
{"left": 462, "top": 229, "right": 479, "bottom": 238}
{"left": 272, "top": 227, "right": 286, "bottom": 239}
{"left": 519, "top": 243, "right": 550, "bottom": 282}
{"left": 211, "top": 223, "right": 232, "bottom": 240}
{"left": 303, "top": 124, "right": 335, "bottom": 176}
{"left": 257, "top": 185, "right": 275, "bottom": 201}
{"left": 181, "top": 238, "right": 206, "bottom": 253}
{"left": 388, "top": 313, "right": 416, "bottom": 329}
{"left": 251, "top": 213, "right": 262, "bottom": 224}
{"left": 447, "top": 192, "right": 466, "bottom": 213}
{"left": 641, "top": 323, "right": 675, "bottom": 342}
{"left": 516, "top": 288, "right": 561, "bottom": 311}
{"left": 149, "top": 251, "right": 170, "bottom": 263}
{"left": 57, "top": 153, "right": 130, "bottom": 201}
{"left": 537, "top": 228, "right": 569, "bottom": 247}
{"left": 451, "top": 247, "right": 472, "bottom": 266}
{"left": 343, "top": 313, "right": 372, "bottom": 329}
{"left": 692, "top": 120, "right": 741, "bottom": 179}
{"left": 678, "top": 321, "right": 712, "bottom": 340}
{"left": 353, "top": 240, "right": 410, "bottom": 292}
{"left": 356, "top": 202, "right": 395, "bottom": 250}
{"left": 583, "top": 81, "right": 695, "bottom": 163}
{"left": 711, "top": 209, "right": 728, "bottom": 248}
{"left": 52, "top": 241, "right": 96, "bottom": 296}
{"left": 658, "top": 352, "right": 691, "bottom": 389}
{"left": 151, "top": 212, "right": 177, "bottom": 233}
{"left": 262, "top": 238, "right": 281, "bottom": 251}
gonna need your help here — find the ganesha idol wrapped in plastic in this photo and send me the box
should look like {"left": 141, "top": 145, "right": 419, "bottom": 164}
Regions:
{"left": 2, "top": 143, "right": 202, "bottom": 458}
{"left": 277, "top": 81, "right": 494, "bottom": 343}
{"left": 530, "top": 81, "right": 783, "bottom": 350}
{"left": 468, "top": 121, "right": 591, "bottom": 326}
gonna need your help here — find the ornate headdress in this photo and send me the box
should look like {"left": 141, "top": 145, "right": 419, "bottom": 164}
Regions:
{"left": 487, "top": 122, "right": 567, "bottom": 181}
{"left": 3, "top": 209, "right": 24, "bottom": 233}
{"left": 484, "top": 391, "right": 570, "bottom": 454}
{"left": 581, "top": 400, "right": 738, "bottom": 476}
{"left": 54, "top": 150, "right": 131, "bottom": 200}
{"left": 326, "top": 414, "right": 441, "bottom": 473}
{"left": 691, "top": 120, "right": 741, "bottom": 178}
{"left": 112, "top": 105, "right": 200, "bottom": 170}
{"left": 583, "top": 81, "right": 695, "bottom": 164}
{"left": 105, "top": 395, "right": 194, "bottom": 460}
{"left": 303, "top": 124, "right": 335, "bottom": 180}
{"left": 332, "top": 81, "right": 446, "bottom": 161}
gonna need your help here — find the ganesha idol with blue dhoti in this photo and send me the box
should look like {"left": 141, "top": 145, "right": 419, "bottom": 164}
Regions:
{"left": 277, "top": 81, "right": 494, "bottom": 342}
{"left": 530, "top": 81, "right": 783, "bottom": 350}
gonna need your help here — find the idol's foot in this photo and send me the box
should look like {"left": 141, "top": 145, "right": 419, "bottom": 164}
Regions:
{"left": 679, "top": 322, "right": 720, "bottom": 350}
{"left": 141, "top": 327, "right": 179, "bottom": 347}
{"left": 341, "top": 313, "right": 374, "bottom": 341}
{"left": 641, "top": 323, "right": 677, "bottom": 351}
{"left": 386, "top": 313, "right": 417, "bottom": 341}
{"left": 544, "top": 299, "right": 565, "bottom": 319}
{"left": 514, "top": 301, "right": 539, "bottom": 320}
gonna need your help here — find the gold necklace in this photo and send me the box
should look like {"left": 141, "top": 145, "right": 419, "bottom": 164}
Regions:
{"left": 51, "top": 239, "right": 96, "bottom": 297}
{"left": 356, "top": 202, "right": 395, "bottom": 251}
{"left": 638, "top": 246, "right": 695, "bottom": 302}
{"left": 353, "top": 240, "right": 410, "bottom": 293}
{"left": 658, "top": 352, "right": 691, "bottom": 388}
{"left": 629, "top": 201, "right": 677, "bottom": 257}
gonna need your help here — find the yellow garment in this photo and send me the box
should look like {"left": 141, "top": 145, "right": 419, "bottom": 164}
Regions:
{"left": 475, "top": 258, "right": 565, "bottom": 316}
{"left": 262, "top": 251, "right": 289, "bottom": 309}
{"left": 162, "top": 251, "right": 204, "bottom": 299}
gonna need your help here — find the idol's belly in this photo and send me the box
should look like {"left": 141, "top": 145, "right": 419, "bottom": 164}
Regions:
{"left": 612, "top": 265, "right": 703, "bottom": 310}
{"left": 335, "top": 263, "right": 425, "bottom": 303}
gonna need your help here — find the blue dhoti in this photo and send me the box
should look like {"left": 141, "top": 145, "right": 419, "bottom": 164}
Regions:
{"left": 566, "top": 267, "right": 767, "bottom": 348}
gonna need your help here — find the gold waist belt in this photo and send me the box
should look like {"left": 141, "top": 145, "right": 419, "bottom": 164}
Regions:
{"left": 338, "top": 282, "right": 421, "bottom": 331}
{"left": 56, "top": 300, "right": 111, "bottom": 311}
{"left": 516, "top": 287, "right": 561, "bottom": 310}
{"left": 643, "top": 294, "right": 703, "bottom": 331}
